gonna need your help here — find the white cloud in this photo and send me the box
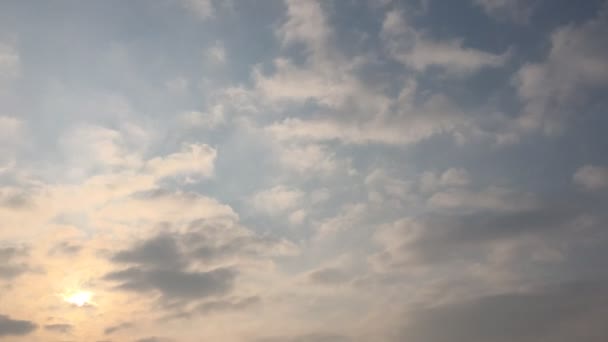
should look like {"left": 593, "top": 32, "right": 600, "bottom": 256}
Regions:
{"left": 253, "top": 58, "right": 358, "bottom": 108}
{"left": 513, "top": 6, "right": 608, "bottom": 133}
{"left": 277, "top": 143, "right": 344, "bottom": 176}
{"left": 166, "top": 77, "right": 189, "bottom": 95}
{"left": 59, "top": 125, "right": 143, "bottom": 175}
{"left": 288, "top": 209, "right": 307, "bottom": 225}
{"left": 428, "top": 186, "right": 537, "bottom": 212}
{"left": 278, "top": 0, "right": 330, "bottom": 52}
{"left": 256, "top": 1, "right": 498, "bottom": 149}
{"left": 179, "top": 106, "right": 225, "bottom": 129}
{"left": 251, "top": 186, "right": 304, "bottom": 216}
{"left": 382, "top": 10, "right": 510, "bottom": 74}
{"left": 265, "top": 98, "right": 465, "bottom": 146}
{"left": 254, "top": 0, "right": 390, "bottom": 115}
{"left": 206, "top": 42, "right": 226, "bottom": 64}
{"left": 181, "top": 0, "right": 214, "bottom": 19}
{"left": 95, "top": 189, "right": 237, "bottom": 227}
{"left": 316, "top": 203, "right": 367, "bottom": 238}
{"left": 418, "top": 168, "right": 472, "bottom": 192}
{"left": 0, "top": 116, "right": 22, "bottom": 145}
{"left": 310, "top": 188, "right": 330, "bottom": 205}
{"left": 146, "top": 143, "right": 217, "bottom": 180}
{"left": 365, "top": 169, "right": 411, "bottom": 204}
{"left": 573, "top": 165, "right": 608, "bottom": 191}
{"left": 473, "top": 0, "right": 538, "bottom": 23}
{"left": 0, "top": 41, "right": 19, "bottom": 81}
{"left": 1, "top": 2, "right": 608, "bottom": 341}
{"left": 439, "top": 168, "right": 471, "bottom": 187}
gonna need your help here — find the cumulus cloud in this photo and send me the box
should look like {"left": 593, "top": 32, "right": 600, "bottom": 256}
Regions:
{"left": 95, "top": 189, "right": 236, "bottom": 227}
{"left": 308, "top": 266, "right": 353, "bottom": 286}
{"left": 317, "top": 203, "right": 367, "bottom": 238}
{"left": 135, "top": 337, "right": 174, "bottom": 342}
{"left": 0, "top": 246, "right": 31, "bottom": 280}
{"left": 427, "top": 186, "right": 537, "bottom": 211}
{"left": 278, "top": 0, "right": 330, "bottom": 52}
{"left": 439, "top": 168, "right": 471, "bottom": 187}
{"left": 382, "top": 10, "right": 510, "bottom": 74}
{"left": 277, "top": 143, "right": 343, "bottom": 176}
{"left": 105, "top": 220, "right": 296, "bottom": 306}
{"left": 195, "top": 295, "right": 261, "bottom": 315}
{"left": 59, "top": 124, "right": 142, "bottom": 173}
{"left": 265, "top": 97, "right": 468, "bottom": 146}
{"left": 206, "top": 42, "right": 226, "bottom": 64}
{"left": 104, "top": 322, "right": 134, "bottom": 335}
{"left": 251, "top": 185, "right": 304, "bottom": 216}
{"left": 254, "top": 1, "right": 504, "bottom": 148}
{"left": 473, "top": 0, "right": 538, "bottom": 23}
{"left": 574, "top": 165, "right": 608, "bottom": 190}
{"left": 514, "top": 5, "right": 608, "bottom": 133}
{"left": 0, "top": 314, "right": 37, "bottom": 337}
{"left": 48, "top": 241, "right": 82, "bottom": 256}
{"left": 146, "top": 143, "right": 217, "bottom": 180}
{"left": 0, "top": 41, "right": 20, "bottom": 81}
{"left": 399, "top": 281, "right": 608, "bottom": 342}
{"left": 1, "top": 1, "right": 607, "bottom": 341}
{"left": 256, "top": 333, "right": 353, "bottom": 342}
{"left": 104, "top": 232, "right": 237, "bottom": 302}
{"left": 179, "top": 0, "right": 214, "bottom": 19}
{"left": 105, "top": 266, "right": 236, "bottom": 300}
{"left": 0, "top": 116, "right": 22, "bottom": 145}
{"left": 365, "top": 169, "right": 411, "bottom": 204}
{"left": 44, "top": 323, "right": 73, "bottom": 333}
{"left": 179, "top": 107, "right": 225, "bottom": 129}
{"left": 373, "top": 196, "right": 584, "bottom": 270}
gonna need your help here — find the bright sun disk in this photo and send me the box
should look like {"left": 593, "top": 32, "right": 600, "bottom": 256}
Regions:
{"left": 64, "top": 291, "right": 93, "bottom": 307}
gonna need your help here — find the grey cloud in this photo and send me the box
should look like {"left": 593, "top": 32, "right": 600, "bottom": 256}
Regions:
{"left": 0, "top": 191, "right": 30, "bottom": 209}
{"left": 399, "top": 281, "right": 608, "bottom": 342}
{"left": 104, "top": 228, "right": 284, "bottom": 305}
{"left": 104, "top": 266, "right": 235, "bottom": 300}
{"left": 44, "top": 323, "right": 73, "bottom": 333}
{"left": 514, "top": 4, "right": 608, "bottom": 133}
{"left": 165, "top": 296, "right": 261, "bottom": 321}
{"left": 256, "top": 333, "right": 353, "bottom": 342}
{"left": 112, "top": 234, "right": 184, "bottom": 269}
{"left": 0, "top": 314, "right": 37, "bottom": 336}
{"left": 111, "top": 221, "right": 295, "bottom": 268}
{"left": 49, "top": 241, "right": 82, "bottom": 256}
{"left": 196, "top": 295, "right": 260, "bottom": 315}
{"left": 0, "top": 264, "right": 28, "bottom": 280}
{"left": 191, "top": 234, "right": 293, "bottom": 262}
{"left": 574, "top": 164, "right": 608, "bottom": 190}
{"left": 135, "top": 337, "right": 174, "bottom": 342}
{"left": 473, "top": 0, "right": 538, "bottom": 23}
{"left": 0, "top": 246, "right": 25, "bottom": 258}
{"left": 104, "top": 322, "right": 134, "bottom": 335}
{"left": 308, "top": 267, "right": 352, "bottom": 285}
{"left": 382, "top": 9, "right": 509, "bottom": 74}
{"left": 375, "top": 198, "right": 592, "bottom": 268}
{"left": 0, "top": 246, "right": 30, "bottom": 280}
{"left": 104, "top": 221, "right": 295, "bottom": 306}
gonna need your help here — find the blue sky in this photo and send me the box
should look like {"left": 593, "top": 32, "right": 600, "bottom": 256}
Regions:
{"left": 1, "top": 0, "right": 608, "bottom": 341}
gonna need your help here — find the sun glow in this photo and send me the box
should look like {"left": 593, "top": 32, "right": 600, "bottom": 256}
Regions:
{"left": 63, "top": 291, "right": 93, "bottom": 307}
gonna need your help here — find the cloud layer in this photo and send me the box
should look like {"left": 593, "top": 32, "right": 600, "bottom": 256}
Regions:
{"left": 0, "top": 0, "right": 607, "bottom": 341}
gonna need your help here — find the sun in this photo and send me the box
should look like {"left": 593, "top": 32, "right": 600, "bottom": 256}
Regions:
{"left": 63, "top": 291, "right": 93, "bottom": 307}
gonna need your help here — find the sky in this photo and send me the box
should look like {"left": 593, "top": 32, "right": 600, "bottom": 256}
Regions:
{"left": 1, "top": 0, "right": 608, "bottom": 341}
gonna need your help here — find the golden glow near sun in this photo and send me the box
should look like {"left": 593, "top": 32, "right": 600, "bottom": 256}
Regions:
{"left": 63, "top": 291, "right": 93, "bottom": 307}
